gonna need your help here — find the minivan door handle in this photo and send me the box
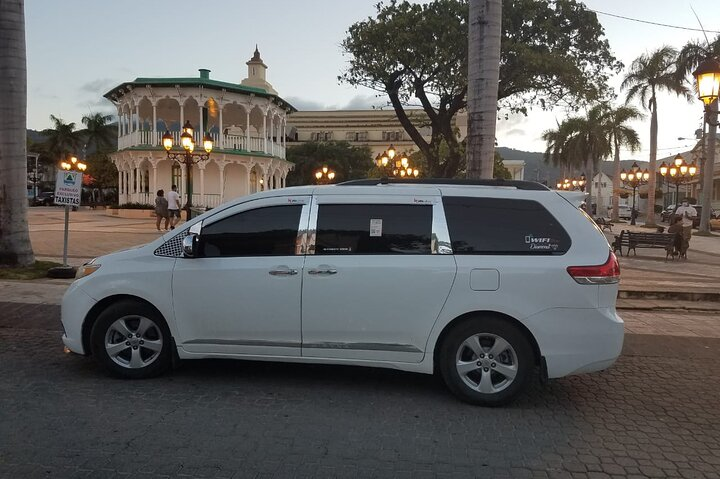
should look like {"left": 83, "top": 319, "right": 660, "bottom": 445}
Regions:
{"left": 308, "top": 268, "right": 337, "bottom": 275}
{"left": 269, "top": 267, "right": 298, "bottom": 276}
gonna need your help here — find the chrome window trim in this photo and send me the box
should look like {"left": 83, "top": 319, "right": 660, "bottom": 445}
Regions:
{"left": 431, "top": 201, "right": 454, "bottom": 255}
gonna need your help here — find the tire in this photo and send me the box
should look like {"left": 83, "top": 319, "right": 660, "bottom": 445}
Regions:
{"left": 439, "top": 317, "right": 534, "bottom": 406}
{"left": 90, "top": 299, "right": 172, "bottom": 379}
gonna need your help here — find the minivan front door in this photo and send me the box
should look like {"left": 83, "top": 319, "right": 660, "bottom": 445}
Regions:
{"left": 172, "top": 196, "right": 310, "bottom": 357}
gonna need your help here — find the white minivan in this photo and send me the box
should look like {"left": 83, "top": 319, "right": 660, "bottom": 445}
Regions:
{"left": 62, "top": 179, "right": 623, "bottom": 406}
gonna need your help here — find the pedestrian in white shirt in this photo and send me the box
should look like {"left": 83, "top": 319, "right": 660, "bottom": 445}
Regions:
{"left": 166, "top": 185, "right": 181, "bottom": 229}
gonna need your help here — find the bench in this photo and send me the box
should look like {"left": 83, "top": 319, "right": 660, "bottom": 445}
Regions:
{"left": 594, "top": 217, "right": 614, "bottom": 232}
{"left": 612, "top": 230, "right": 681, "bottom": 261}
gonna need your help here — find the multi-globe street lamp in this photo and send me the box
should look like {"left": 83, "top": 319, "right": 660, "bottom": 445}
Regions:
{"left": 314, "top": 166, "right": 336, "bottom": 184}
{"left": 556, "top": 174, "right": 586, "bottom": 192}
{"left": 375, "top": 144, "right": 420, "bottom": 178}
{"left": 619, "top": 162, "right": 650, "bottom": 225}
{"left": 162, "top": 121, "right": 213, "bottom": 221}
{"left": 659, "top": 154, "right": 699, "bottom": 206}
{"left": 691, "top": 57, "right": 720, "bottom": 233}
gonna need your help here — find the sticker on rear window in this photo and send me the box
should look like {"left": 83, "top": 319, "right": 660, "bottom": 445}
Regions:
{"left": 370, "top": 218, "right": 383, "bottom": 237}
{"left": 525, "top": 234, "right": 560, "bottom": 251}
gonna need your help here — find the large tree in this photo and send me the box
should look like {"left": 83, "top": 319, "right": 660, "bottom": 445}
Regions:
{"left": 81, "top": 112, "right": 115, "bottom": 153}
{"left": 621, "top": 46, "right": 692, "bottom": 227}
{"left": 678, "top": 35, "right": 720, "bottom": 234}
{"left": 0, "top": 0, "right": 34, "bottom": 266}
{"left": 466, "top": 0, "right": 502, "bottom": 179}
{"left": 603, "top": 105, "right": 642, "bottom": 222}
{"left": 41, "top": 114, "right": 82, "bottom": 162}
{"left": 341, "top": 0, "right": 621, "bottom": 177}
{"left": 286, "top": 141, "right": 373, "bottom": 186}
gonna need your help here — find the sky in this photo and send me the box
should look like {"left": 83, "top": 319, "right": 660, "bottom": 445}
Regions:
{"left": 24, "top": 0, "right": 720, "bottom": 159}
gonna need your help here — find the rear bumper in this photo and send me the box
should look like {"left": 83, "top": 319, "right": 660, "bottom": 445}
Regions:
{"left": 523, "top": 307, "right": 624, "bottom": 378}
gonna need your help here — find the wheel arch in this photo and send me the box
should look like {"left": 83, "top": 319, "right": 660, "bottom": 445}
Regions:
{"left": 81, "top": 294, "right": 170, "bottom": 356}
{"left": 432, "top": 310, "right": 541, "bottom": 373}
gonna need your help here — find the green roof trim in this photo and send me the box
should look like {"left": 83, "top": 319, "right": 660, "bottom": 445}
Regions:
{"left": 104, "top": 77, "right": 297, "bottom": 112}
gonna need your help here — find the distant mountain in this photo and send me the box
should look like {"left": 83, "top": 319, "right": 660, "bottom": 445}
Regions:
{"left": 497, "top": 146, "right": 649, "bottom": 183}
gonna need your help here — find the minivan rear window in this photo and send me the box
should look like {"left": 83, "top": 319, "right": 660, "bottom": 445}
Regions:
{"left": 442, "top": 197, "right": 571, "bottom": 255}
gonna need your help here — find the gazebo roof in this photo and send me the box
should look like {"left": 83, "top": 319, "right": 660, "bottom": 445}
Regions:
{"left": 103, "top": 75, "right": 296, "bottom": 112}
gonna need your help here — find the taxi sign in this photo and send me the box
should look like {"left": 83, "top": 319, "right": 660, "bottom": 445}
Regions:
{"left": 54, "top": 171, "right": 82, "bottom": 206}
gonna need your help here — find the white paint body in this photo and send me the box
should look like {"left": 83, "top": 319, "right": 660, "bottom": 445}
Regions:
{"left": 61, "top": 183, "right": 623, "bottom": 379}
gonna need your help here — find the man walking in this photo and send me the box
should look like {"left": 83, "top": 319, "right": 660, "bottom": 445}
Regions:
{"left": 167, "top": 185, "right": 181, "bottom": 230}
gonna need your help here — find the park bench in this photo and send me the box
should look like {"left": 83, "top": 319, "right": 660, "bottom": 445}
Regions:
{"left": 594, "top": 217, "right": 614, "bottom": 232}
{"left": 612, "top": 230, "right": 681, "bottom": 261}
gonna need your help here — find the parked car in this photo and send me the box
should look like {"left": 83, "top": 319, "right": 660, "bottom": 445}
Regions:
{"left": 607, "top": 204, "right": 632, "bottom": 220}
{"left": 664, "top": 204, "right": 703, "bottom": 228}
{"left": 34, "top": 191, "right": 55, "bottom": 206}
{"left": 661, "top": 205, "right": 679, "bottom": 223}
{"left": 61, "top": 179, "right": 623, "bottom": 406}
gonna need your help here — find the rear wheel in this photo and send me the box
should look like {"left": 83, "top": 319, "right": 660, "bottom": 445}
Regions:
{"left": 90, "top": 299, "right": 172, "bottom": 379}
{"left": 439, "top": 317, "right": 534, "bottom": 406}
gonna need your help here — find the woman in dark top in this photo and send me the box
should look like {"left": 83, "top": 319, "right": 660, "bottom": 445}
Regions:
{"left": 155, "top": 189, "right": 169, "bottom": 231}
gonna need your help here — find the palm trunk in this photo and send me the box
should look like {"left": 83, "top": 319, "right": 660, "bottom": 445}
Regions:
{"left": 699, "top": 101, "right": 717, "bottom": 234}
{"left": 466, "top": 0, "right": 502, "bottom": 179}
{"left": 646, "top": 104, "right": 658, "bottom": 227}
{"left": 611, "top": 141, "right": 621, "bottom": 222}
{"left": 585, "top": 156, "right": 594, "bottom": 214}
{"left": 0, "top": 0, "right": 34, "bottom": 266}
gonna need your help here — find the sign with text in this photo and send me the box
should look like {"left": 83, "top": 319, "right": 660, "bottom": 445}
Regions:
{"left": 54, "top": 171, "right": 82, "bottom": 206}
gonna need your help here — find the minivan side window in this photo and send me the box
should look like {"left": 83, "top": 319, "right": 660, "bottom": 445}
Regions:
{"left": 199, "top": 205, "right": 302, "bottom": 257}
{"left": 442, "top": 197, "right": 571, "bottom": 255}
{"left": 315, "top": 204, "right": 432, "bottom": 255}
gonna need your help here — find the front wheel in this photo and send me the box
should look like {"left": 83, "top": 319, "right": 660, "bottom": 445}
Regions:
{"left": 439, "top": 317, "right": 534, "bottom": 406}
{"left": 90, "top": 299, "right": 172, "bottom": 379}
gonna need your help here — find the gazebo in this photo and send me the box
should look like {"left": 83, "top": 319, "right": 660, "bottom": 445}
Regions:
{"left": 103, "top": 47, "right": 295, "bottom": 208}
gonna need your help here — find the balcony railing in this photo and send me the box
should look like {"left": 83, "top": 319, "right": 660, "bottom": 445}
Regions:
{"left": 117, "top": 131, "right": 286, "bottom": 159}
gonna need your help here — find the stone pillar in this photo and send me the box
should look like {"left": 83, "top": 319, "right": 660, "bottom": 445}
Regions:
{"left": 218, "top": 105, "right": 224, "bottom": 149}
{"left": 152, "top": 165, "right": 158, "bottom": 195}
{"left": 199, "top": 165, "right": 205, "bottom": 207}
{"left": 180, "top": 102, "right": 185, "bottom": 131}
{"left": 135, "top": 104, "right": 140, "bottom": 135}
{"left": 152, "top": 103, "right": 157, "bottom": 146}
{"left": 245, "top": 108, "right": 250, "bottom": 150}
{"left": 199, "top": 105, "right": 204, "bottom": 144}
{"left": 263, "top": 110, "right": 268, "bottom": 154}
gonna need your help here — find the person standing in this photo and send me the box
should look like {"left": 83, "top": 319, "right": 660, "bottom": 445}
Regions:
{"left": 675, "top": 201, "right": 697, "bottom": 253}
{"left": 154, "top": 189, "right": 169, "bottom": 231}
{"left": 167, "top": 184, "right": 181, "bottom": 230}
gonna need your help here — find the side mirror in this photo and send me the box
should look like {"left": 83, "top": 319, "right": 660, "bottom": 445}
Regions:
{"left": 182, "top": 234, "right": 199, "bottom": 258}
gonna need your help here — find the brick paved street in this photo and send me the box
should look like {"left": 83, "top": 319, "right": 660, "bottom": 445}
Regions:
{"left": 1, "top": 304, "right": 719, "bottom": 478}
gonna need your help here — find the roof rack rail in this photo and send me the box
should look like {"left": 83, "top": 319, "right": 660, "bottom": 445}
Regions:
{"left": 337, "top": 178, "right": 549, "bottom": 191}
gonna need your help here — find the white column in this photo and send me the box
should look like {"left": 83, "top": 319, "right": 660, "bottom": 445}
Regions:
{"left": 152, "top": 104, "right": 157, "bottom": 146}
{"left": 245, "top": 109, "right": 250, "bottom": 150}
{"left": 263, "top": 110, "right": 268, "bottom": 154}
{"left": 180, "top": 164, "right": 186, "bottom": 204}
{"left": 218, "top": 105, "right": 224, "bottom": 149}
{"left": 180, "top": 102, "right": 185, "bottom": 130}
{"left": 152, "top": 166, "right": 158, "bottom": 195}
{"left": 199, "top": 105, "right": 204, "bottom": 143}
{"left": 199, "top": 166, "right": 205, "bottom": 206}
{"left": 135, "top": 104, "right": 140, "bottom": 133}
{"left": 219, "top": 163, "right": 225, "bottom": 203}
{"left": 282, "top": 118, "right": 286, "bottom": 149}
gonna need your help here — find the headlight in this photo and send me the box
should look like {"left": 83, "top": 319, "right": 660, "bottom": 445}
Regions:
{"left": 76, "top": 260, "right": 101, "bottom": 279}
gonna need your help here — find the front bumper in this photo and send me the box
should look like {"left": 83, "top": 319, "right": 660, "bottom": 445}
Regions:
{"left": 60, "top": 283, "right": 97, "bottom": 355}
{"left": 523, "top": 307, "right": 624, "bottom": 378}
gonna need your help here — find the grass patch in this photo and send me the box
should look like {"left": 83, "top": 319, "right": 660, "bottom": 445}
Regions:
{"left": 0, "top": 261, "right": 64, "bottom": 280}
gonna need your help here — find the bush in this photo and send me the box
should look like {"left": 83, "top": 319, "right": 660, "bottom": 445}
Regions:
{"left": 115, "top": 202, "right": 154, "bottom": 210}
{"left": 654, "top": 204, "right": 664, "bottom": 214}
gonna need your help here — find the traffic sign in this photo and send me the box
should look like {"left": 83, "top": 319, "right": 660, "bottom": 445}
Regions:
{"left": 54, "top": 171, "right": 82, "bottom": 206}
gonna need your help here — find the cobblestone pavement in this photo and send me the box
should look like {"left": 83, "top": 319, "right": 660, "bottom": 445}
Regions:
{"left": 1, "top": 304, "right": 719, "bottom": 478}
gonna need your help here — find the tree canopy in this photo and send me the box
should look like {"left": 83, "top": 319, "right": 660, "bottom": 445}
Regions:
{"left": 340, "top": 0, "right": 621, "bottom": 177}
{"left": 286, "top": 141, "right": 373, "bottom": 186}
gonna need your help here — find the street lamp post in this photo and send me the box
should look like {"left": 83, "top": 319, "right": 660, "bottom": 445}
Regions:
{"left": 692, "top": 57, "right": 720, "bottom": 234}
{"left": 314, "top": 166, "right": 336, "bottom": 185}
{"left": 620, "top": 162, "right": 650, "bottom": 226}
{"left": 162, "top": 121, "right": 213, "bottom": 222}
{"left": 659, "top": 154, "right": 699, "bottom": 207}
{"left": 375, "top": 144, "right": 420, "bottom": 178}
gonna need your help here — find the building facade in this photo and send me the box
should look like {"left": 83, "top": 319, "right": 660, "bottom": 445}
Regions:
{"left": 288, "top": 110, "right": 525, "bottom": 180}
{"left": 104, "top": 48, "right": 295, "bottom": 208}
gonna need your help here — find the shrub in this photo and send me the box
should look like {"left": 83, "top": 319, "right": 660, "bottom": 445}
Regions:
{"left": 115, "top": 202, "right": 154, "bottom": 210}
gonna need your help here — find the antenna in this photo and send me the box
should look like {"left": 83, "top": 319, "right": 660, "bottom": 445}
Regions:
{"left": 690, "top": 4, "right": 711, "bottom": 47}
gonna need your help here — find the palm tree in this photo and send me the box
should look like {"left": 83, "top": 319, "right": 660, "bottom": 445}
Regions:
{"left": 678, "top": 35, "right": 720, "bottom": 234}
{"left": 41, "top": 114, "right": 81, "bottom": 162}
{"left": 601, "top": 105, "right": 643, "bottom": 222}
{"left": 621, "top": 46, "right": 693, "bottom": 227}
{"left": 466, "top": 0, "right": 502, "bottom": 179}
{"left": 81, "top": 112, "right": 115, "bottom": 153}
{"left": 0, "top": 0, "right": 34, "bottom": 267}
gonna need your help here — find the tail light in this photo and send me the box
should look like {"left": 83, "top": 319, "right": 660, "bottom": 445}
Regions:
{"left": 567, "top": 252, "right": 620, "bottom": 285}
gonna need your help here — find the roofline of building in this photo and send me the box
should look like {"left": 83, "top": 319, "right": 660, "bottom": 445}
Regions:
{"left": 103, "top": 77, "right": 297, "bottom": 113}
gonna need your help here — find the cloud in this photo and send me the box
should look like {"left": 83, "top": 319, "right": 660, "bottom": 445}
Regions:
{"left": 504, "top": 128, "right": 525, "bottom": 137}
{"left": 340, "top": 94, "right": 384, "bottom": 110}
{"left": 284, "top": 96, "right": 325, "bottom": 111}
{"left": 79, "top": 78, "right": 117, "bottom": 94}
